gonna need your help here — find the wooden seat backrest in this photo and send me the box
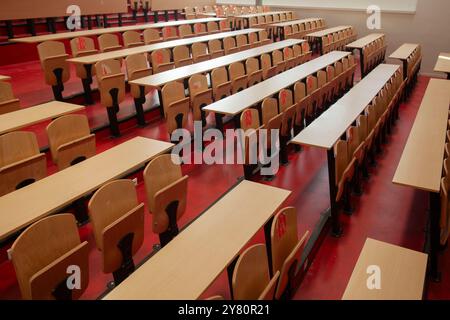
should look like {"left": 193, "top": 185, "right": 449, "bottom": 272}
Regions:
{"left": 194, "top": 23, "right": 207, "bottom": 35}
{"left": 98, "top": 33, "right": 121, "bottom": 52}
{"left": 232, "top": 244, "right": 271, "bottom": 300}
{"left": 123, "top": 30, "right": 143, "bottom": 48}
{"left": 279, "top": 89, "right": 294, "bottom": 113}
{"left": 70, "top": 37, "right": 97, "bottom": 57}
{"left": 179, "top": 24, "right": 193, "bottom": 38}
{"left": 236, "top": 34, "right": 249, "bottom": 46}
{"left": 0, "top": 131, "right": 40, "bottom": 167}
{"left": 88, "top": 179, "right": 144, "bottom": 273}
{"left": 192, "top": 42, "right": 209, "bottom": 59}
{"left": 241, "top": 108, "right": 260, "bottom": 130}
{"left": 143, "top": 29, "right": 162, "bottom": 45}
{"left": 162, "top": 26, "right": 178, "bottom": 40}
{"left": 334, "top": 139, "right": 348, "bottom": 186}
{"left": 11, "top": 214, "right": 88, "bottom": 300}
{"left": 151, "top": 48, "right": 173, "bottom": 70}
{"left": 262, "top": 97, "right": 279, "bottom": 125}
{"left": 0, "top": 81, "right": 20, "bottom": 114}
{"left": 207, "top": 21, "right": 219, "bottom": 33}
{"left": 173, "top": 45, "right": 192, "bottom": 63}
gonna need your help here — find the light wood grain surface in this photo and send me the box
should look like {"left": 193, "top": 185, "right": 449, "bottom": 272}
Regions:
{"left": 393, "top": 79, "right": 450, "bottom": 192}
{"left": 103, "top": 180, "right": 291, "bottom": 300}
{"left": 68, "top": 28, "right": 261, "bottom": 65}
{"left": 204, "top": 51, "right": 350, "bottom": 116}
{"left": 10, "top": 18, "right": 225, "bottom": 44}
{"left": 434, "top": 53, "right": 450, "bottom": 74}
{"left": 291, "top": 64, "right": 399, "bottom": 150}
{"left": 346, "top": 33, "right": 385, "bottom": 50}
{"left": 0, "top": 137, "right": 173, "bottom": 241}
{"left": 130, "top": 39, "right": 304, "bottom": 88}
{"left": 237, "top": 11, "right": 293, "bottom": 19}
{"left": 0, "top": 101, "right": 85, "bottom": 135}
{"left": 389, "top": 43, "right": 420, "bottom": 60}
{"left": 152, "top": 0, "right": 214, "bottom": 11}
{"left": 270, "top": 18, "right": 323, "bottom": 28}
{"left": 342, "top": 238, "right": 427, "bottom": 300}
{"left": 0, "top": 75, "right": 11, "bottom": 82}
{"left": 306, "top": 26, "right": 352, "bottom": 38}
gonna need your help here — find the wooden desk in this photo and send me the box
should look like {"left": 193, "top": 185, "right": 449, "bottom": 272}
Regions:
{"left": 0, "top": 75, "right": 11, "bottom": 82}
{"left": 291, "top": 64, "right": 400, "bottom": 236}
{"left": 270, "top": 18, "right": 325, "bottom": 41}
{"left": 68, "top": 28, "right": 262, "bottom": 102}
{"left": 389, "top": 43, "right": 421, "bottom": 80}
{"left": 342, "top": 238, "right": 427, "bottom": 300}
{"left": 0, "top": 137, "right": 173, "bottom": 242}
{"left": 103, "top": 180, "right": 291, "bottom": 300}
{"left": 204, "top": 51, "right": 350, "bottom": 128}
{"left": 10, "top": 18, "right": 226, "bottom": 44}
{"left": 130, "top": 39, "right": 304, "bottom": 119}
{"left": 236, "top": 11, "right": 294, "bottom": 29}
{"left": 306, "top": 26, "right": 353, "bottom": 55}
{"left": 346, "top": 34, "right": 385, "bottom": 77}
{"left": 434, "top": 53, "right": 450, "bottom": 79}
{"left": 0, "top": 101, "right": 85, "bottom": 136}
{"left": 393, "top": 79, "right": 450, "bottom": 281}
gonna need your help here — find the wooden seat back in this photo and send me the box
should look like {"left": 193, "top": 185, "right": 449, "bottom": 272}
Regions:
{"left": 98, "top": 33, "right": 122, "bottom": 52}
{"left": 123, "top": 30, "right": 143, "bottom": 48}
{"left": 188, "top": 74, "right": 213, "bottom": 122}
{"left": 94, "top": 59, "right": 126, "bottom": 108}
{"left": 151, "top": 48, "right": 175, "bottom": 73}
{"left": 211, "top": 67, "right": 232, "bottom": 100}
{"left": 0, "top": 81, "right": 20, "bottom": 115}
{"left": 143, "top": 29, "right": 162, "bottom": 45}
{"left": 37, "top": 41, "right": 70, "bottom": 86}
{"left": 173, "top": 45, "right": 193, "bottom": 68}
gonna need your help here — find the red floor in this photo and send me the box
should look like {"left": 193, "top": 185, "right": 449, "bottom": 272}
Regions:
{"left": 0, "top": 53, "right": 449, "bottom": 300}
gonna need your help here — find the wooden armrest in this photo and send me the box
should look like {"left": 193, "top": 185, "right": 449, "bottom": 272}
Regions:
{"left": 43, "top": 53, "right": 69, "bottom": 62}
{"left": 193, "top": 88, "right": 213, "bottom": 98}
{"left": 57, "top": 134, "right": 96, "bottom": 154}
{"left": 0, "top": 153, "right": 46, "bottom": 173}
{"left": 131, "top": 68, "right": 152, "bottom": 80}
{"left": 217, "top": 81, "right": 232, "bottom": 90}
{"left": 233, "top": 74, "right": 248, "bottom": 83}
{"left": 250, "top": 70, "right": 263, "bottom": 77}
{"left": 168, "top": 97, "right": 190, "bottom": 109}
{"left": 76, "top": 49, "right": 98, "bottom": 57}
{"left": 101, "top": 73, "right": 125, "bottom": 81}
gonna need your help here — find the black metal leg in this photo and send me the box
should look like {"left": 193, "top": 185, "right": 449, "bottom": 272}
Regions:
{"left": 103, "top": 15, "right": 108, "bottom": 28}
{"left": 112, "top": 233, "right": 136, "bottom": 285}
{"left": 6, "top": 21, "right": 14, "bottom": 39}
{"left": 215, "top": 113, "right": 224, "bottom": 133}
{"left": 164, "top": 10, "right": 169, "bottom": 22}
{"left": 264, "top": 217, "right": 275, "bottom": 278}
{"left": 82, "top": 65, "right": 93, "bottom": 105}
{"left": 227, "top": 256, "right": 239, "bottom": 300}
{"left": 87, "top": 16, "right": 92, "bottom": 30}
{"left": 134, "top": 86, "right": 147, "bottom": 127}
{"left": 96, "top": 15, "right": 101, "bottom": 27}
{"left": 327, "top": 149, "right": 342, "bottom": 237}
{"left": 429, "top": 192, "right": 441, "bottom": 282}
{"left": 157, "top": 90, "right": 165, "bottom": 118}
{"left": 174, "top": 9, "right": 179, "bottom": 21}
{"left": 359, "top": 48, "right": 365, "bottom": 78}
{"left": 118, "top": 13, "right": 123, "bottom": 27}
{"left": 27, "top": 19, "right": 36, "bottom": 36}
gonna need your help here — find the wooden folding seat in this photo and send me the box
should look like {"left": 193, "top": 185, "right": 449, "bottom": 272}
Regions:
{"left": 162, "top": 26, "right": 178, "bottom": 41}
{"left": 70, "top": 37, "right": 98, "bottom": 82}
{"left": 240, "top": 108, "right": 262, "bottom": 178}
{"left": 37, "top": 41, "right": 70, "bottom": 101}
{"left": 301, "top": 42, "right": 312, "bottom": 62}
{"left": 261, "top": 53, "right": 277, "bottom": 80}
{"left": 208, "top": 39, "right": 225, "bottom": 59}
{"left": 248, "top": 32, "right": 260, "bottom": 48}
{"left": 265, "top": 14, "right": 274, "bottom": 24}
{"left": 256, "top": 5, "right": 264, "bottom": 13}
{"left": 98, "top": 34, "right": 122, "bottom": 52}
{"left": 190, "top": 42, "right": 209, "bottom": 63}
{"left": 219, "top": 19, "right": 232, "bottom": 32}
{"left": 270, "top": 207, "right": 309, "bottom": 299}
{"left": 143, "top": 29, "right": 162, "bottom": 45}
{"left": 261, "top": 97, "right": 279, "bottom": 126}
{"left": 161, "top": 80, "right": 190, "bottom": 127}
{"left": 283, "top": 47, "right": 297, "bottom": 69}
{"left": 272, "top": 50, "right": 286, "bottom": 74}
{"left": 286, "top": 12, "right": 293, "bottom": 20}
{"left": 224, "top": 37, "right": 239, "bottom": 55}
{"left": 346, "top": 54, "right": 357, "bottom": 88}
{"left": 207, "top": 21, "right": 220, "bottom": 34}
{"left": 144, "top": 154, "right": 188, "bottom": 247}
{"left": 173, "top": 45, "right": 193, "bottom": 68}
{"left": 293, "top": 81, "right": 309, "bottom": 135}
{"left": 94, "top": 59, "right": 126, "bottom": 137}
{"left": 279, "top": 89, "right": 296, "bottom": 164}
{"left": 306, "top": 75, "right": 320, "bottom": 119}
{"left": 325, "top": 65, "right": 337, "bottom": 105}
{"left": 273, "top": 14, "right": 280, "bottom": 23}
{"left": 292, "top": 44, "right": 303, "bottom": 65}
{"left": 292, "top": 24, "right": 301, "bottom": 39}
{"left": 229, "top": 62, "right": 248, "bottom": 94}
{"left": 248, "top": 17, "right": 259, "bottom": 28}
{"left": 122, "top": 30, "right": 144, "bottom": 48}
{"left": 259, "top": 30, "right": 272, "bottom": 46}
{"left": 10, "top": 214, "right": 89, "bottom": 300}
{"left": 0, "top": 131, "right": 46, "bottom": 196}
{"left": 257, "top": 16, "right": 266, "bottom": 28}
{"left": 88, "top": 180, "right": 145, "bottom": 285}
{"left": 232, "top": 244, "right": 280, "bottom": 300}
{"left": 0, "top": 81, "right": 20, "bottom": 114}
{"left": 334, "top": 60, "right": 345, "bottom": 96}
{"left": 194, "top": 23, "right": 208, "bottom": 36}
{"left": 211, "top": 67, "right": 232, "bottom": 100}
{"left": 317, "top": 70, "right": 331, "bottom": 111}
{"left": 179, "top": 25, "right": 194, "bottom": 39}
{"left": 125, "top": 53, "right": 152, "bottom": 115}
{"left": 334, "top": 139, "right": 356, "bottom": 213}
{"left": 184, "top": 7, "right": 197, "bottom": 20}
{"left": 321, "top": 36, "right": 330, "bottom": 54}
{"left": 151, "top": 48, "right": 175, "bottom": 73}
{"left": 246, "top": 58, "right": 263, "bottom": 86}
{"left": 440, "top": 177, "right": 450, "bottom": 245}
{"left": 236, "top": 34, "right": 251, "bottom": 51}
{"left": 188, "top": 74, "right": 213, "bottom": 126}
{"left": 46, "top": 114, "right": 96, "bottom": 171}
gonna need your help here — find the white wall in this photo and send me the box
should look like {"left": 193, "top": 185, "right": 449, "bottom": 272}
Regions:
{"left": 267, "top": 0, "right": 450, "bottom": 76}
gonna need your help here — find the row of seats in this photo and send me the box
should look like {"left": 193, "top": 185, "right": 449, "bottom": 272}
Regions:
{"left": 361, "top": 36, "right": 387, "bottom": 75}
{"left": 283, "top": 19, "right": 327, "bottom": 40}
{"left": 0, "top": 114, "right": 95, "bottom": 196}
{"left": 185, "top": 5, "right": 269, "bottom": 19}
{"left": 406, "top": 45, "right": 422, "bottom": 92}
{"left": 439, "top": 119, "right": 450, "bottom": 246}
{"left": 0, "top": 80, "right": 20, "bottom": 115}
{"left": 240, "top": 55, "right": 357, "bottom": 179}
{"left": 334, "top": 68, "right": 405, "bottom": 216}
{"left": 321, "top": 28, "right": 358, "bottom": 54}
{"left": 248, "top": 12, "right": 294, "bottom": 28}
{"left": 8, "top": 153, "right": 189, "bottom": 299}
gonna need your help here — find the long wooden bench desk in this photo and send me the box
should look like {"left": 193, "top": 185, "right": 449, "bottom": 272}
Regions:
{"left": 235, "top": 11, "right": 294, "bottom": 29}
{"left": 389, "top": 43, "right": 421, "bottom": 80}
{"left": 103, "top": 180, "right": 291, "bottom": 300}
{"left": 9, "top": 18, "right": 227, "bottom": 44}
{"left": 0, "top": 101, "right": 85, "bottom": 136}
{"left": 291, "top": 64, "right": 401, "bottom": 237}
{"left": 67, "top": 28, "right": 263, "bottom": 102}
{"left": 434, "top": 53, "right": 450, "bottom": 79}
{"left": 393, "top": 78, "right": 450, "bottom": 282}
{"left": 130, "top": 38, "right": 304, "bottom": 118}
{"left": 342, "top": 238, "right": 427, "bottom": 300}
{"left": 0, "top": 137, "right": 173, "bottom": 242}
{"left": 346, "top": 33, "right": 385, "bottom": 77}
{"left": 306, "top": 25, "right": 353, "bottom": 55}
{"left": 270, "top": 18, "right": 326, "bottom": 41}
{"left": 0, "top": 75, "right": 11, "bottom": 82}
{"left": 204, "top": 51, "right": 351, "bottom": 129}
